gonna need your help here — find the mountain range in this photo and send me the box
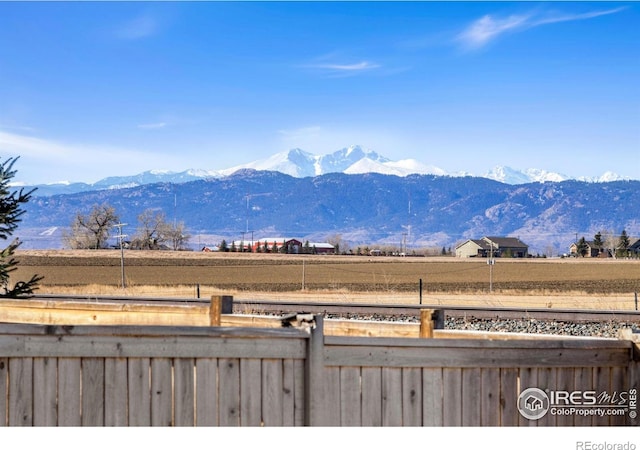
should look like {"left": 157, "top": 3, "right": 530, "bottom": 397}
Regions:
{"left": 18, "top": 167, "right": 640, "bottom": 255}
{"left": 20, "top": 145, "right": 632, "bottom": 197}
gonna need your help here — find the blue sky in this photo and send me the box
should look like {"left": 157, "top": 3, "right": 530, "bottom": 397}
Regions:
{"left": 0, "top": 1, "right": 638, "bottom": 185}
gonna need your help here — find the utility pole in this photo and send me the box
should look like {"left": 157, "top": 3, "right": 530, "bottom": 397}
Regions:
{"left": 488, "top": 241, "right": 496, "bottom": 292}
{"left": 113, "top": 223, "right": 128, "bottom": 289}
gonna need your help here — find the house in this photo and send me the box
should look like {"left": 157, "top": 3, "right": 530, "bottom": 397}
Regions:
{"left": 230, "top": 237, "right": 335, "bottom": 254}
{"left": 232, "top": 238, "right": 299, "bottom": 253}
{"left": 309, "top": 243, "right": 336, "bottom": 254}
{"left": 455, "top": 236, "right": 529, "bottom": 258}
{"left": 568, "top": 240, "right": 611, "bottom": 258}
{"left": 455, "top": 239, "right": 494, "bottom": 258}
{"left": 629, "top": 238, "right": 640, "bottom": 257}
{"left": 483, "top": 236, "right": 529, "bottom": 258}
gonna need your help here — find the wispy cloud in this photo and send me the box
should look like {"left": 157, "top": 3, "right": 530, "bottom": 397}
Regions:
{"left": 0, "top": 129, "right": 180, "bottom": 184}
{"left": 114, "top": 15, "right": 159, "bottom": 40}
{"left": 137, "top": 122, "right": 167, "bottom": 130}
{"left": 310, "top": 61, "right": 380, "bottom": 72}
{"left": 0, "top": 130, "right": 74, "bottom": 160}
{"left": 457, "top": 6, "right": 627, "bottom": 50}
{"left": 302, "top": 55, "right": 381, "bottom": 78}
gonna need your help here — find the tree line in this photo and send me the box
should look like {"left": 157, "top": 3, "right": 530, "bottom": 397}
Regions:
{"left": 64, "top": 204, "right": 190, "bottom": 251}
{"left": 574, "top": 230, "right": 636, "bottom": 258}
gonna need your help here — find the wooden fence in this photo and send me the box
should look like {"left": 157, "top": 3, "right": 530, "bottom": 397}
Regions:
{"left": 0, "top": 317, "right": 638, "bottom": 426}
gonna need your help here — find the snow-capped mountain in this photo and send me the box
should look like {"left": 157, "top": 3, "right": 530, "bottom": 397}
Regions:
{"left": 577, "top": 171, "right": 632, "bottom": 183}
{"left": 19, "top": 145, "right": 633, "bottom": 197}
{"left": 483, "top": 166, "right": 570, "bottom": 184}
{"left": 219, "top": 148, "right": 317, "bottom": 177}
{"left": 217, "top": 145, "right": 435, "bottom": 178}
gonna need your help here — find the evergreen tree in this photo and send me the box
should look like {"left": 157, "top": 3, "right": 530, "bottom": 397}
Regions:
{"left": 576, "top": 236, "right": 589, "bottom": 257}
{"left": 617, "top": 230, "right": 630, "bottom": 258}
{"left": 0, "top": 157, "right": 44, "bottom": 297}
{"left": 219, "top": 239, "right": 228, "bottom": 252}
{"left": 593, "top": 232, "right": 604, "bottom": 256}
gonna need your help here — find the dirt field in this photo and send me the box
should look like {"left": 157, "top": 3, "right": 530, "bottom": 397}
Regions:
{"left": 11, "top": 249, "right": 640, "bottom": 310}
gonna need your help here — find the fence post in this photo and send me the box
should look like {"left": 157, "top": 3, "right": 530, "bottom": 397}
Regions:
{"left": 420, "top": 309, "right": 434, "bottom": 338}
{"left": 420, "top": 309, "right": 444, "bottom": 338}
{"left": 305, "top": 314, "right": 329, "bottom": 426}
{"left": 210, "top": 295, "right": 233, "bottom": 326}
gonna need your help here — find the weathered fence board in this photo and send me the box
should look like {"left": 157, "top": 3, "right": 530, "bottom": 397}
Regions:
{"left": 58, "top": 358, "right": 81, "bottom": 426}
{"left": 535, "top": 367, "right": 556, "bottom": 427}
{"left": 128, "top": 358, "right": 151, "bottom": 426}
{"left": 518, "top": 367, "right": 538, "bottom": 427}
{"left": 422, "top": 368, "right": 443, "bottom": 426}
{"left": 361, "top": 367, "right": 382, "bottom": 426}
{"left": 240, "top": 358, "right": 262, "bottom": 426}
{"left": 151, "top": 358, "right": 173, "bottom": 426}
{"left": 0, "top": 319, "right": 637, "bottom": 427}
{"left": 402, "top": 368, "right": 423, "bottom": 426}
{"left": 262, "top": 359, "right": 284, "bottom": 426}
{"left": 195, "top": 358, "right": 218, "bottom": 426}
{"left": 9, "top": 357, "right": 32, "bottom": 426}
{"left": 174, "top": 358, "right": 195, "bottom": 426}
{"left": 323, "top": 340, "right": 631, "bottom": 368}
{"left": 340, "top": 367, "right": 361, "bottom": 426}
{"left": 573, "top": 367, "right": 593, "bottom": 427}
{"left": 105, "top": 358, "right": 128, "bottom": 426}
{"left": 218, "top": 358, "right": 240, "bottom": 426}
{"left": 382, "top": 367, "right": 403, "bottom": 426}
{"left": 82, "top": 357, "right": 105, "bottom": 426}
{"left": 442, "top": 368, "right": 462, "bottom": 426}
{"left": 461, "top": 367, "right": 481, "bottom": 426}
{"left": 33, "top": 357, "right": 57, "bottom": 426}
{"left": 480, "top": 368, "right": 500, "bottom": 426}
{"left": 499, "top": 368, "right": 519, "bottom": 426}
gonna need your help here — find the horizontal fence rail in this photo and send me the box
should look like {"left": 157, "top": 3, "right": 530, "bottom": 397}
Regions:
{"left": 0, "top": 317, "right": 638, "bottom": 427}
{"left": 0, "top": 324, "right": 308, "bottom": 426}
{"left": 28, "top": 294, "right": 640, "bottom": 323}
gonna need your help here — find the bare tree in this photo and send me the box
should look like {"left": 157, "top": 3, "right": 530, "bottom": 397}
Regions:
{"left": 131, "top": 209, "right": 168, "bottom": 250}
{"left": 65, "top": 204, "right": 119, "bottom": 249}
{"left": 162, "top": 221, "right": 190, "bottom": 251}
{"left": 327, "top": 233, "right": 349, "bottom": 255}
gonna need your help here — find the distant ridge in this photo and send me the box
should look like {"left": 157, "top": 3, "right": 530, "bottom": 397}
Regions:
{"left": 18, "top": 144, "right": 633, "bottom": 196}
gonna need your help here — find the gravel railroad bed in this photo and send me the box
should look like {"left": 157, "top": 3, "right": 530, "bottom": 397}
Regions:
{"left": 443, "top": 317, "right": 640, "bottom": 338}
{"left": 247, "top": 309, "right": 640, "bottom": 338}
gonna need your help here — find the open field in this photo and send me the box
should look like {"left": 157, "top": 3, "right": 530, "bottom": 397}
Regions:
{"left": 10, "top": 249, "right": 640, "bottom": 310}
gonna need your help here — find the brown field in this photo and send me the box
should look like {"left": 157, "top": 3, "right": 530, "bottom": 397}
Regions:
{"left": 11, "top": 249, "right": 640, "bottom": 310}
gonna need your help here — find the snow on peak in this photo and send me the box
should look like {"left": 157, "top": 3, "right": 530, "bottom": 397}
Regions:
{"left": 484, "top": 166, "right": 569, "bottom": 185}
{"left": 577, "top": 171, "right": 630, "bottom": 183}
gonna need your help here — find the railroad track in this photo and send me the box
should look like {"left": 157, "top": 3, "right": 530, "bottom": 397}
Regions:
{"left": 28, "top": 293, "right": 640, "bottom": 324}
